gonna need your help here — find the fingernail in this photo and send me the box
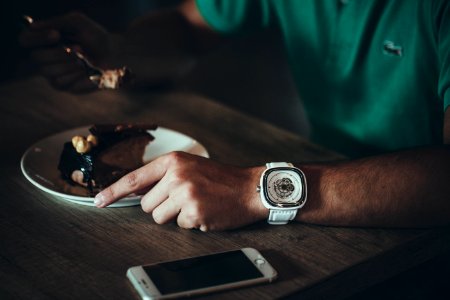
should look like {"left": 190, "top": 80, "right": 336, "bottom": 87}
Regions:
{"left": 94, "top": 193, "right": 105, "bottom": 207}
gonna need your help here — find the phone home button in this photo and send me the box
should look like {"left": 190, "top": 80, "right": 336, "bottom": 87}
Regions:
{"left": 255, "top": 258, "right": 265, "bottom": 265}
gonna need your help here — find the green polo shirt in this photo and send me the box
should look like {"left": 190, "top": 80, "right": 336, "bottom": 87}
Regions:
{"left": 196, "top": 0, "right": 450, "bottom": 157}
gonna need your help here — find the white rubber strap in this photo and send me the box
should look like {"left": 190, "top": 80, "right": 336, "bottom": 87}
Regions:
{"left": 267, "top": 162, "right": 294, "bottom": 168}
{"left": 268, "top": 209, "right": 298, "bottom": 225}
{"left": 266, "top": 162, "right": 297, "bottom": 225}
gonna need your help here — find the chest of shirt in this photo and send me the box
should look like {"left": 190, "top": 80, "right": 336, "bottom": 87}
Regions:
{"left": 274, "top": 0, "right": 438, "bottom": 83}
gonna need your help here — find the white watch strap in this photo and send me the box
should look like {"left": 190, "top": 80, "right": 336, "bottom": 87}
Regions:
{"left": 266, "top": 162, "right": 294, "bottom": 168}
{"left": 268, "top": 209, "right": 298, "bottom": 225}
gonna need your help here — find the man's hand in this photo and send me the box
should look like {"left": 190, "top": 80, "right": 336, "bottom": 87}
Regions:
{"left": 19, "top": 1, "right": 220, "bottom": 90}
{"left": 95, "top": 152, "right": 267, "bottom": 231}
{"left": 19, "top": 12, "right": 114, "bottom": 92}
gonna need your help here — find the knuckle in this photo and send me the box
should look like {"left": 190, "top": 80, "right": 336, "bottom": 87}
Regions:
{"left": 168, "top": 169, "right": 189, "bottom": 188}
{"left": 166, "top": 151, "right": 186, "bottom": 165}
{"left": 183, "top": 182, "right": 198, "bottom": 199}
{"left": 186, "top": 201, "right": 203, "bottom": 220}
{"left": 122, "top": 171, "right": 140, "bottom": 189}
{"left": 174, "top": 168, "right": 188, "bottom": 182}
{"left": 167, "top": 174, "right": 183, "bottom": 190}
{"left": 101, "top": 186, "right": 115, "bottom": 201}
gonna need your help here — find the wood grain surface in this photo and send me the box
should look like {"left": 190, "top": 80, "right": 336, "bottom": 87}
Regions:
{"left": 1, "top": 77, "right": 449, "bottom": 300}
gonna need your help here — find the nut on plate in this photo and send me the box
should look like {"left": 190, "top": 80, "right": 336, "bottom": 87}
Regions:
{"left": 87, "top": 134, "right": 98, "bottom": 146}
{"left": 75, "top": 138, "right": 91, "bottom": 154}
{"left": 72, "top": 136, "right": 84, "bottom": 148}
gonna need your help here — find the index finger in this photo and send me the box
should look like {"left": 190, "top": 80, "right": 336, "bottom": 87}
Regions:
{"left": 94, "top": 157, "right": 168, "bottom": 208}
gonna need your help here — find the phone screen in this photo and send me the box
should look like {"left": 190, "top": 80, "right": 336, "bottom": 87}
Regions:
{"left": 142, "top": 250, "right": 264, "bottom": 294}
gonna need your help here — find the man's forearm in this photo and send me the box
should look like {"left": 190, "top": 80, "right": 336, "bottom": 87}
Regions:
{"left": 297, "top": 146, "right": 450, "bottom": 228}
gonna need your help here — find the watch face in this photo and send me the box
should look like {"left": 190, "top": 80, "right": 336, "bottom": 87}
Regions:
{"left": 263, "top": 168, "right": 306, "bottom": 208}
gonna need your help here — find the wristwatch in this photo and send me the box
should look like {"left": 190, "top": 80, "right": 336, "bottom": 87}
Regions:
{"left": 258, "top": 162, "right": 307, "bottom": 225}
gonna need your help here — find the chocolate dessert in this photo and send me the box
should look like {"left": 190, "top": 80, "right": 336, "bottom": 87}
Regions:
{"left": 58, "top": 124, "right": 157, "bottom": 193}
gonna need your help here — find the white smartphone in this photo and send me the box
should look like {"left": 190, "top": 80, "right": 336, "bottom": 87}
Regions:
{"left": 126, "top": 247, "right": 278, "bottom": 299}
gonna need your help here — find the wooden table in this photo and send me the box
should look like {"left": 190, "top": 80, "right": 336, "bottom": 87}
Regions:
{"left": 1, "top": 76, "right": 449, "bottom": 300}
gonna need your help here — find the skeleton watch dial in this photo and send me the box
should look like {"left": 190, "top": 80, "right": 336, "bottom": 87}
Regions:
{"left": 263, "top": 168, "right": 306, "bottom": 207}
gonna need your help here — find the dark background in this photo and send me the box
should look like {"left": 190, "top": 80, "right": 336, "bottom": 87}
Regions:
{"left": 0, "top": 0, "right": 181, "bottom": 82}
{"left": 0, "top": 0, "right": 309, "bottom": 136}
{"left": 0, "top": 1, "right": 448, "bottom": 299}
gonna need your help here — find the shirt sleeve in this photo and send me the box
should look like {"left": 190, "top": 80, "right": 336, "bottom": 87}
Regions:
{"left": 195, "top": 0, "right": 271, "bottom": 35}
{"left": 436, "top": 1, "right": 450, "bottom": 111}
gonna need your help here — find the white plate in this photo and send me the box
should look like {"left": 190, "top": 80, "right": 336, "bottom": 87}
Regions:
{"left": 21, "top": 126, "right": 209, "bottom": 207}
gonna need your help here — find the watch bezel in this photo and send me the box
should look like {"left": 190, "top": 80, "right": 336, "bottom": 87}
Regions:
{"left": 262, "top": 167, "right": 307, "bottom": 208}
